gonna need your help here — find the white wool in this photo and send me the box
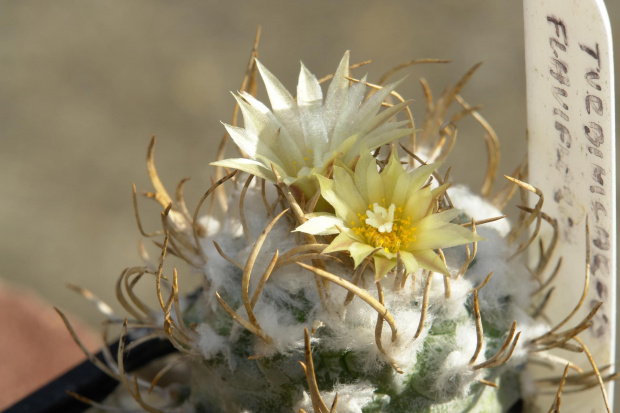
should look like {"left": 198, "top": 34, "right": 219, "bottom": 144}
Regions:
{"left": 422, "top": 322, "right": 480, "bottom": 398}
{"left": 435, "top": 350, "right": 477, "bottom": 397}
{"left": 197, "top": 214, "right": 222, "bottom": 238}
{"left": 252, "top": 303, "right": 307, "bottom": 356}
{"left": 466, "top": 227, "right": 536, "bottom": 329}
{"left": 455, "top": 321, "right": 482, "bottom": 360}
{"left": 294, "top": 382, "right": 377, "bottom": 413}
{"left": 196, "top": 323, "right": 227, "bottom": 360}
{"left": 448, "top": 184, "right": 511, "bottom": 237}
{"left": 426, "top": 273, "right": 473, "bottom": 320}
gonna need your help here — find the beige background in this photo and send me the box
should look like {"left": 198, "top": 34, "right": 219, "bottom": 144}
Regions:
{"left": 1, "top": 0, "right": 619, "bottom": 408}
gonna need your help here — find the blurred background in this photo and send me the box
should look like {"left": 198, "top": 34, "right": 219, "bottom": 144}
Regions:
{"left": 1, "top": 0, "right": 619, "bottom": 409}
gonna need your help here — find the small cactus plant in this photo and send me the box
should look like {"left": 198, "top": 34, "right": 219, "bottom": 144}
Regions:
{"left": 60, "top": 40, "right": 613, "bottom": 413}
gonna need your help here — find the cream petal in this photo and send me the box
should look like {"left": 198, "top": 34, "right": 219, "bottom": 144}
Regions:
{"left": 222, "top": 123, "right": 284, "bottom": 165}
{"left": 352, "top": 149, "right": 385, "bottom": 206}
{"left": 255, "top": 59, "right": 296, "bottom": 112}
{"left": 412, "top": 249, "right": 450, "bottom": 276}
{"left": 389, "top": 173, "right": 411, "bottom": 211}
{"left": 413, "top": 213, "right": 484, "bottom": 250}
{"left": 316, "top": 174, "right": 357, "bottom": 224}
{"left": 297, "top": 64, "right": 329, "bottom": 159}
{"left": 399, "top": 251, "right": 419, "bottom": 275}
{"left": 431, "top": 182, "right": 451, "bottom": 199}
{"left": 295, "top": 215, "right": 344, "bottom": 236}
{"left": 356, "top": 99, "right": 409, "bottom": 138}
{"left": 416, "top": 208, "right": 462, "bottom": 229}
{"left": 324, "top": 51, "right": 350, "bottom": 137}
{"left": 233, "top": 93, "right": 305, "bottom": 166}
{"left": 353, "top": 149, "right": 374, "bottom": 204}
{"left": 350, "top": 242, "right": 377, "bottom": 267}
{"left": 240, "top": 91, "right": 306, "bottom": 151}
{"left": 333, "top": 166, "right": 367, "bottom": 215}
{"left": 403, "top": 187, "right": 434, "bottom": 223}
{"left": 323, "top": 231, "right": 357, "bottom": 254}
{"left": 330, "top": 78, "right": 367, "bottom": 149}
{"left": 346, "top": 127, "right": 413, "bottom": 165}
{"left": 353, "top": 79, "right": 405, "bottom": 128}
{"left": 297, "top": 62, "right": 323, "bottom": 105}
{"left": 373, "top": 255, "right": 398, "bottom": 280}
{"left": 381, "top": 150, "right": 406, "bottom": 203}
{"left": 327, "top": 134, "right": 358, "bottom": 168}
{"left": 211, "top": 158, "right": 275, "bottom": 182}
{"left": 359, "top": 120, "right": 411, "bottom": 145}
{"left": 255, "top": 59, "right": 304, "bottom": 143}
{"left": 255, "top": 154, "right": 289, "bottom": 180}
{"left": 365, "top": 156, "right": 385, "bottom": 206}
{"left": 408, "top": 162, "right": 439, "bottom": 191}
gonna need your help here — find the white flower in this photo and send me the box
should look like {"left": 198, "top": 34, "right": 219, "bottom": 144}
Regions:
{"left": 212, "top": 52, "right": 413, "bottom": 199}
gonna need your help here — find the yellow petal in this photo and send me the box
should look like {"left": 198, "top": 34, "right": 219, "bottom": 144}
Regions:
{"left": 365, "top": 158, "right": 385, "bottom": 206}
{"left": 389, "top": 170, "right": 411, "bottom": 210}
{"left": 412, "top": 249, "right": 450, "bottom": 276}
{"left": 333, "top": 166, "right": 367, "bottom": 214}
{"left": 350, "top": 242, "right": 377, "bottom": 267}
{"left": 316, "top": 175, "right": 357, "bottom": 224}
{"left": 403, "top": 186, "right": 434, "bottom": 223}
{"left": 381, "top": 149, "right": 405, "bottom": 202}
{"left": 373, "top": 255, "right": 398, "bottom": 280}
{"left": 353, "top": 149, "right": 375, "bottom": 204}
{"left": 409, "top": 163, "right": 439, "bottom": 191}
{"left": 413, "top": 210, "right": 484, "bottom": 250}
{"left": 323, "top": 231, "right": 357, "bottom": 254}
{"left": 399, "top": 251, "right": 419, "bottom": 275}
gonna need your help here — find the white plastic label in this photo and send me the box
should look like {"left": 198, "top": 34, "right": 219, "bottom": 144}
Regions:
{"left": 524, "top": 0, "right": 615, "bottom": 411}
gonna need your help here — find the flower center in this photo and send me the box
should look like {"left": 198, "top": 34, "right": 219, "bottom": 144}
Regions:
{"left": 365, "top": 203, "right": 395, "bottom": 233}
{"left": 352, "top": 202, "right": 417, "bottom": 253}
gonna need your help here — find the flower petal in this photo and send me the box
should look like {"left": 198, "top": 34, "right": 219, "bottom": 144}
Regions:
{"left": 403, "top": 186, "right": 434, "bottom": 223}
{"left": 414, "top": 210, "right": 484, "bottom": 250}
{"left": 353, "top": 150, "right": 384, "bottom": 206}
{"left": 297, "top": 62, "right": 323, "bottom": 104}
{"left": 223, "top": 123, "right": 284, "bottom": 166}
{"left": 333, "top": 166, "right": 367, "bottom": 215}
{"left": 381, "top": 149, "right": 405, "bottom": 203}
{"left": 356, "top": 99, "right": 409, "bottom": 138}
{"left": 210, "top": 158, "right": 275, "bottom": 181}
{"left": 235, "top": 92, "right": 305, "bottom": 166}
{"left": 399, "top": 251, "right": 419, "bottom": 275}
{"left": 353, "top": 79, "right": 405, "bottom": 129}
{"left": 295, "top": 215, "right": 344, "bottom": 236}
{"left": 365, "top": 160, "right": 385, "bottom": 206}
{"left": 298, "top": 62, "right": 328, "bottom": 155}
{"left": 350, "top": 242, "right": 377, "bottom": 267}
{"left": 323, "top": 231, "right": 357, "bottom": 254}
{"left": 316, "top": 174, "right": 357, "bottom": 224}
{"left": 331, "top": 78, "right": 367, "bottom": 149}
{"left": 412, "top": 249, "right": 450, "bottom": 276}
{"left": 373, "top": 255, "right": 398, "bottom": 280}
{"left": 255, "top": 59, "right": 304, "bottom": 142}
{"left": 408, "top": 162, "right": 439, "bottom": 191}
{"left": 324, "top": 51, "right": 350, "bottom": 137}
{"left": 255, "top": 59, "right": 296, "bottom": 112}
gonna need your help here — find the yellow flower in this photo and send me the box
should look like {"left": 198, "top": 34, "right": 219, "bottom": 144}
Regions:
{"left": 212, "top": 52, "right": 412, "bottom": 199}
{"left": 297, "top": 150, "right": 483, "bottom": 280}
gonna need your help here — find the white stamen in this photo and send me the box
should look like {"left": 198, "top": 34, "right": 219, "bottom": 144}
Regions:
{"left": 365, "top": 203, "right": 396, "bottom": 233}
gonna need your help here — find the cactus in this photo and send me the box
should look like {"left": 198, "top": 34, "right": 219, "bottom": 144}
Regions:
{"left": 59, "top": 43, "right": 612, "bottom": 413}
